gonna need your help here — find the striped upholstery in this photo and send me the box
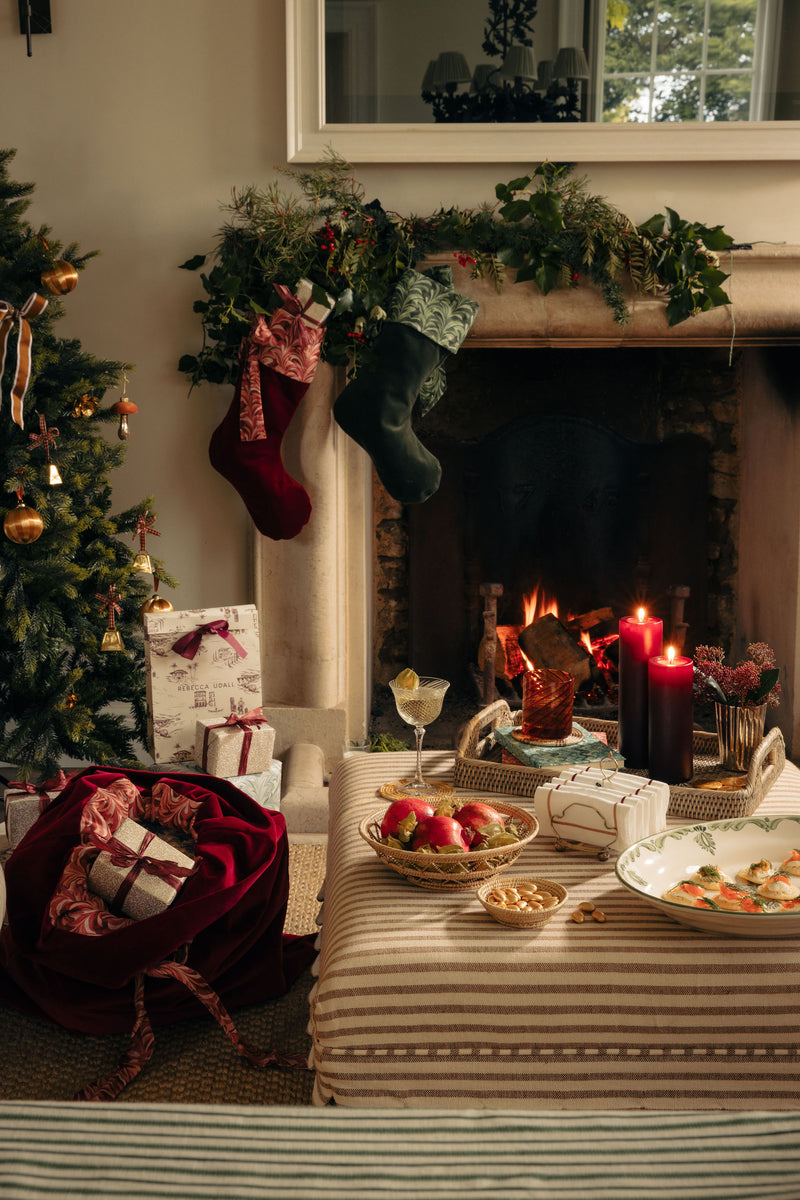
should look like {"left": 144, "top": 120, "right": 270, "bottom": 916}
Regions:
{"left": 309, "top": 750, "right": 800, "bottom": 1108}
{"left": 1, "top": 1103, "right": 800, "bottom": 1199}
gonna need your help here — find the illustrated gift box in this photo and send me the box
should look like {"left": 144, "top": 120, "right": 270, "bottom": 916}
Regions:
{"left": 143, "top": 604, "right": 263, "bottom": 764}
{"left": 195, "top": 709, "right": 276, "bottom": 778}
{"left": 87, "top": 816, "right": 196, "bottom": 921}
{"left": 3, "top": 769, "right": 79, "bottom": 849}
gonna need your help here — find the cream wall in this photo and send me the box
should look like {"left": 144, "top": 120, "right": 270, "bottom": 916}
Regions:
{"left": 3, "top": 0, "right": 800, "bottom": 620}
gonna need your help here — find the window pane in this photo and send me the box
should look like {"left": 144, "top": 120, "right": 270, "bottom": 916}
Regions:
{"left": 655, "top": 0, "right": 705, "bottom": 71}
{"left": 652, "top": 72, "right": 701, "bottom": 120}
{"left": 704, "top": 72, "right": 753, "bottom": 118}
{"left": 603, "top": 76, "right": 652, "bottom": 122}
{"left": 707, "top": 0, "right": 757, "bottom": 69}
{"left": 604, "top": 0, "right": 655, "bottom": 74}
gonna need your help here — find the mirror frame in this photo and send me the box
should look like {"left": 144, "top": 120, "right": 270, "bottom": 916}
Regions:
{"left": 286, "top": 0, "right": 800, "bottom": 163}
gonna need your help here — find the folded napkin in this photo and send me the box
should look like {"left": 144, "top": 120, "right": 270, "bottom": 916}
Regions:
{"left": 533, "top": 766, "right": 669, "bottom": 852}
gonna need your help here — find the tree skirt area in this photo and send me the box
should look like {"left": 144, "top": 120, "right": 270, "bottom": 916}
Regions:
{"left": 0, "top": 842, "right": 326, "bottom": 1105}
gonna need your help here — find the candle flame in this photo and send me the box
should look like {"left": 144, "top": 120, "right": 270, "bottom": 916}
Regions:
{"left": 637, "top": 607, "right": 645, "bottom": 622}
{"left": 667, "top": 645, "right": 676, "bottom": 664}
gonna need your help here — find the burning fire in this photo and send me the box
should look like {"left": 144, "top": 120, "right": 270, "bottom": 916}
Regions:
{"left": 496, "top": 583, "right": 619, "bottom": 691}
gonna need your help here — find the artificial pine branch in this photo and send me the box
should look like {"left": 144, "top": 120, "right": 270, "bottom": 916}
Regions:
{"left": 0, "top": 148, "right": 174, "bottom": 776}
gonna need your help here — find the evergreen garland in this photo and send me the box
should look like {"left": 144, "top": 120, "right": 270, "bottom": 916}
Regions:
{"left": 178, "top": 156, "right": 733, "bottom": 390}
{"left": 0, "top": 149, "right": 175, "bottom": 777}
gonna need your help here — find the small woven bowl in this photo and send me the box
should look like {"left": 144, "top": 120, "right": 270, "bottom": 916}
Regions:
{"left": 477, "top": 876, "right": 568, "bottom": 927}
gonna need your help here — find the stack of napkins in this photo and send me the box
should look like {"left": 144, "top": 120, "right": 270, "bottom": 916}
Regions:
{"left": 533, "top": 765, "right": 669, "bottom": 853}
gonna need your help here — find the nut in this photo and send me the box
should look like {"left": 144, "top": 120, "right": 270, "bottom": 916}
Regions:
{"left": 592, "top": 909, "right": 607, "bottom": 923}
{"left": 578, "top": 901, "right": 596, "bottom": 913}
{"left": 571, "top": 910, "right": 585, "bottom": 923}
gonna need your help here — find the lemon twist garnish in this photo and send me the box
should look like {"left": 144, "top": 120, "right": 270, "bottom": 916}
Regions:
{"left": 394, "top": 667, "right": 419, "bottom": 689}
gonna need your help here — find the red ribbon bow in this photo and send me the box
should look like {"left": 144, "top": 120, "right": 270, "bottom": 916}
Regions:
{"left": 201, "top": 707, "right": 266, "bottom": 774}
{"left": 0, "top": 293, "right": 49, "bottom": 428}
{"left": 171, "top": 618, "right": 247, "bottom": 660}
{"left": 94, "top": 828, "right": 194, "bottom": 912}
{"left": 271, "top": 284, "right": 323, "bottom": 350}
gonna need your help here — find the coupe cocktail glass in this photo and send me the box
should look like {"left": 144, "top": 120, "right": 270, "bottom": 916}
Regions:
{"left": 389, "top": 676, "right": 450, "bottom": 794}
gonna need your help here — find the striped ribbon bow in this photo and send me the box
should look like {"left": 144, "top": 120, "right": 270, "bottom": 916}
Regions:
{"left": 0, "top": 293, "right": 49, "bottom": 428}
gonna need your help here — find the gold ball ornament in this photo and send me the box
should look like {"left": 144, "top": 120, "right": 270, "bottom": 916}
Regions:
{"left": 41, "top": 259, "right": 79, "bottom": 295}
{"left": 72, "top": 393, "right": 99, "bottom": 418}
{"left": 138, "top": 593, "right": 174, "bottom": 624}
{"left": 4, "top": 502, "right": 44, "bottom": 544}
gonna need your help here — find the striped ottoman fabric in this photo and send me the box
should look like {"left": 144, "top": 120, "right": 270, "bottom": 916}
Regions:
{"left": 308, "top": 750, "right": 800, "bottom": 1109}
{"left": 1, "top": 1103, "right": 799, "bottom": 1199}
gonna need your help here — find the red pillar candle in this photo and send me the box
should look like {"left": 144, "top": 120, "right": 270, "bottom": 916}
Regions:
{"left": 618, "top": 609, "right": 663, "bottom": 768}
{"left": 648, "top": 646, "right": 694, "bottom": 784}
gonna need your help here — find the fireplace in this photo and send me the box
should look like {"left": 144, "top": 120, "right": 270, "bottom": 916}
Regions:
{"left": 254, "top": 247, "right": 800, "bottom": 762}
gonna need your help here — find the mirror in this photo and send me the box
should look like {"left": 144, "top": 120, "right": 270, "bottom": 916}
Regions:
{"left": 287, "top": 0, "right": 800, "bottom": 161}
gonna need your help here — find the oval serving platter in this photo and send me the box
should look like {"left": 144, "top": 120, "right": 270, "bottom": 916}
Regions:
{"left": 616, "top": 814, "right": 800, "bottom": 937}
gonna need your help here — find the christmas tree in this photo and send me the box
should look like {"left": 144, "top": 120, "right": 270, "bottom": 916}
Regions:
{"left": 0, "top": 148, "right": 173, "bottom": 778}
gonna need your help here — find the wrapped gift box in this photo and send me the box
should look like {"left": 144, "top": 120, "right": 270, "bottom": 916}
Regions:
{"left": 195, "top": 711, "right": 275, "bottom": 778}
{"left": 87, "top": 816, "right": 195, "bottom": 920}
{"left": 227, "top": 761, "right": 282, "bottom": 810}
{"left": 3, "top": 771, "right": 78, "bottom": 848}
{"left": 143, "top": 604, "right": 263, "bottom": 763}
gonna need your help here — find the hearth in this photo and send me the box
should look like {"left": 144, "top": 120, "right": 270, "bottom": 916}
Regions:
{"left": 255, "top": 248, "right": 800, "bottom": 759}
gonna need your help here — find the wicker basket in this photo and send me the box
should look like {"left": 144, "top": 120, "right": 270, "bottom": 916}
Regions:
{"left": 358, "top": 799, "right": 539, "bottom": 892}
{"left": 477, "top": 876, "right": 568, "bottom": 928}
{"left": 454, "top": 699, "right": 786, "bottom": 822}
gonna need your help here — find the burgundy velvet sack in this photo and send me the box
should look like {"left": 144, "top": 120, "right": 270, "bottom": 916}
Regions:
{"left": 0, "top": 766, "right": 316, "bottom": 1037}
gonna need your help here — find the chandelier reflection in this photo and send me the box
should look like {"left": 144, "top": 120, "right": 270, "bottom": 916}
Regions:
{"left": 421, "top": 1, "right": 590, "bottom": 124}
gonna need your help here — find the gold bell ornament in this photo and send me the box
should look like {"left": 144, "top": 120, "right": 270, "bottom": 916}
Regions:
{"left": 41, "top": 258, "right": 79, "bottom": 296}
{"left": 131, "top": 509, "right": 160, "bottom": 573}
{"left": 3, "top": 476, "right": 43, "bottom": 544}
{"left": 96, "top": 583, "right": 125, "bottom": 652}
{"left": 29, "top": 413, "right": 62, "bottom": 486}
{"left": 138, "top": 576, "right": 173, "bottom": 624}
{"left": 111, "top": 373, "right": 138, "bottom": 440}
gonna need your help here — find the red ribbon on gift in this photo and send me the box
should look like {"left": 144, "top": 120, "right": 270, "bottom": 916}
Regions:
{"left": 94, "top": 828, "right": 195, "bottom": 912}
{"left": 273, "top": 282, "right": 327, "bottom": 340}
{"left": 201, "top": 707, "right": 266, "bottom": 775}
{"left": 171, "top": 618, "right": 247, "bottom": 661}
{"left": 7, "top": 767, "right": 76, "bottom": 816}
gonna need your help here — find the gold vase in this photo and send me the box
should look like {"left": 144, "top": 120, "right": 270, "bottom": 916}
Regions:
{"left": 714, "top": 702, "right": 767, "bottom": 771}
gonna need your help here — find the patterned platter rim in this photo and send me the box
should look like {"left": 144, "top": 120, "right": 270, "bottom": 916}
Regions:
{"left": 615, "top": 813, "right": 800, "bottom": 938}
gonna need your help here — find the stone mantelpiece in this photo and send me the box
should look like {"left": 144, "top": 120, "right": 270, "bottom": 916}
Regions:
{"left": 254, "top": 248, "right": 800, "bottom": 759}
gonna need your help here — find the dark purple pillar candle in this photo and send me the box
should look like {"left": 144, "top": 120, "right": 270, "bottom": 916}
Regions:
{"left": 618, "top": 611, "right": 663, "bottom": 768}
{"left": 648, "top": 650, "right": 694, "bottom": 784}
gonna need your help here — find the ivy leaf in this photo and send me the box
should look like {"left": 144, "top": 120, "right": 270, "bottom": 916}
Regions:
{"left": 699, "top": 225, "right": 734, "bottom": 251}
{"left": 177, "top": 354, "right": 198, "bottom": 373}
{"left": 311, "top": 282, "right": 332, "bottom": 309}
{"left": 497, "top": 246, "right": 527, "bottom": 269}
{"left": 192, "top": 300, "right": 208, "bottom": 314}
{"left": 665, "top": 292, "right": 696, "bottom": 325}
{"left": 534, "top": 262, "right": 560, "bottom": 294}
{"left": 638, "top": 213, "right": 666, "bottom": 237}
{"left": 505, "top": 175, "right": 532, "bottom": 193}
{"left": 696, "top": 265, "right": 728, "bottom": 287}
{"left": 529, "top": 190, "right": 563, "bottom": 232}
{"left": 179, "top": 254, "right": 206, "bottom": 271}
{"left": 498, "top": 198, "right": 532, "bottom": 223}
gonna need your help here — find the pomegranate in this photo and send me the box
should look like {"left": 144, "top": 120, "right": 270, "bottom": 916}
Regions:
{"left": 453, "top": 801, "right": 506, "bottom": 848}
{"left": 380, "top": 797, "right": 435, "bottom": 846}
{"left": 411, "top": 815, "right": 470, "bottom": 855}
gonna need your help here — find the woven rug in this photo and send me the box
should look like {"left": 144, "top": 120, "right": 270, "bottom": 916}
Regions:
{"left": 0, "top": 841, "right": 326, "bottom": 1105}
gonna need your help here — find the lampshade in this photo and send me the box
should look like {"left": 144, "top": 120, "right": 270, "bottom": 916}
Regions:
{"left": 421, "top": 59, "right": 439, "bottom": 92}
{"left": 553, "top": 45, "right": 590, "bottom": 80}
{"left": 432, "top": 51, "right": 472, "bottom": 88}
{"left": 500, "top": 44, "right": 537, "bottom": 82}
{"left": 471, "top": 63, "right": 497, "bottom": 92}
{"left": 536, "top": 58, "right": 554, "bottom": 89}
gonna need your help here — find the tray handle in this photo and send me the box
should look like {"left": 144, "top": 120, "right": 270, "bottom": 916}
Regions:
{"left": 746, "top": 725, "right": 785, "bottom": 794}
{"left": 455, "top": 699, "right": 512, "bottom": 759}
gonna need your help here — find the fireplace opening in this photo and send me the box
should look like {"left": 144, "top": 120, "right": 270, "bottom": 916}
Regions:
{"left": 372, "top": 345, "right": 741, "bottom": 744}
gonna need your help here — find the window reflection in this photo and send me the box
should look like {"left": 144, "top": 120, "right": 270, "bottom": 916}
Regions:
{"left": 324, "top": 0, "right": 797, "bottom": 125}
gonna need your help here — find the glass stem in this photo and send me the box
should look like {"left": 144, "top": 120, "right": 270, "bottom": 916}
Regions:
{"left": 413, "top": 724, "right": 426, "bottom": 787}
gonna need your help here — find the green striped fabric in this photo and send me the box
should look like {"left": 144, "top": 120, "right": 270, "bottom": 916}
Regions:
{"left": 0, "top": 1104, "right": 799, "bottom": 1198}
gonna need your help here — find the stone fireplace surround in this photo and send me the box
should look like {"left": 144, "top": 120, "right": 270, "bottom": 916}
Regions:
{"left": 255, "top": 247, "right": 800, "bottom": 764}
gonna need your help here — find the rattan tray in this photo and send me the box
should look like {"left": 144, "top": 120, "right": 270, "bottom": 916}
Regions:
{"left": 453, "top": 699, "right": 786, "bottom": 822}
